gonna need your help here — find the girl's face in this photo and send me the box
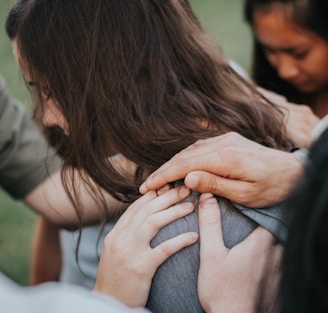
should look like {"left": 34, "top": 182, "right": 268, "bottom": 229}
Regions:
{"left": 12, "top": 40, "right": 69, "bottom": 133}
{"left": 253, "top": 6, "right": 328, "bottom": 94}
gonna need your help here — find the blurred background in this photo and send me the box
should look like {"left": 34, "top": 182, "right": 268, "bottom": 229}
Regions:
{"left": 0, "top": 0, "right": 252, "bottom": 285}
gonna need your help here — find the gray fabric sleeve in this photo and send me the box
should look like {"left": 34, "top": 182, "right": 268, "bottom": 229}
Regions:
{"left": 59, "top": 222, "right": 117, "bottom": 289}
{"left": 0, "top": 77, "right": 61, "bottom": 199}
{"left": 146, "top": 194, "right": 289, "bottom": 313}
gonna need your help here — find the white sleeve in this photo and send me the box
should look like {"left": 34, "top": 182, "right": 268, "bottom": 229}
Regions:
{"left": 228, "top": 59, "right": 249, "bottom": 79}
{"left": 0, "top": 273, "right": 150, "bottom": 313}
{"left": 310, "top": 114, "right": 328, "bottom": 142}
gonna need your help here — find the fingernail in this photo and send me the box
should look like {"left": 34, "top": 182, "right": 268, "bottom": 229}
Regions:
{"left": 181, "top": 202, "right": 193, "bottom": 210}
{"left": 146, "top": 177, "right": 152, "bottom": 185}
{"left": 139, "top": 180, "right": 149, "bottom": 193}
{"left": 179, "top": 186, "right": 190, "bottom": 197}
{"left": 186, "top": 174, "right": 199, "bottom": 189}
{"left": 190, "top": 232, "right": 199, "bottom": 240}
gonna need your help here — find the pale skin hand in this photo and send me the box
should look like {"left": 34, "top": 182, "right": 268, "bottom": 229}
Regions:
{"left": 259, "top": 87, "right": 320, "bottom": 148}
{"left": 277, "top": 101, "right": 319, "bottom": 148}
{"left": 197, "top": 193, "right": 282, "bottom": 313}
{"left": 93, "top": 186, "right": 198, "bottom": 308}
{"left": 140, "top": 132, "right": 303, "bottom": 208}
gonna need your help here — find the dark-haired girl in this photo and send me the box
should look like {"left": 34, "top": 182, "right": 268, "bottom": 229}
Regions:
{"left": 245, "top": 0, "right": 328, "bottom": 118}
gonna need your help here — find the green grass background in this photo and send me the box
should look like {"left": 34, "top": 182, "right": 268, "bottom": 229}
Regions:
{"left": 0, "top": 0, "right": 252, "bottom": 285}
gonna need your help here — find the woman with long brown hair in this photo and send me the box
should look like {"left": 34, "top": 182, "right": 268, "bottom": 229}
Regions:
{"left": 11, "top": 0, "right": 293, "bottom": 312}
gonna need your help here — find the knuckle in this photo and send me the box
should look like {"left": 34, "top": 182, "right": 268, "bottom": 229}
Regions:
{"left": 200, "top": 210, "right": 220, "bottom": 226}
{"left": 193, "top": 138, "right": 206, "bottom": 146}
{"left": 128, "top": 261, "right": 150, "bottom": 277}
{"left": 213, "top": 146, "right": 239, "bottom": 166}
{"left": 143, "top": 216, "right": 159, "bottom": 232}
{"left": 298, "top": 104, "right": 310, "bottom": 113}
{"left": 236, "top": 193, "right": 250, "bottom": 206}
{"left": 170, "top": 153, "right": 190, "bottom": 169}
{"left": 237, "top": 186, "right": 261, "bottom": 207}
{"left": 207, "top": 175, "right": 220, "bottom": 193}
{"left": 159, "top": 242, "right": 174, "bottom": 256}
{"left": 224, "top": 131, "right": 241, "bottom": 142}
{"left": 171, "top": 152, "right": 184, "bottom": 163}
{"left": 105, "top": 236, "right": 124, "bottom": 255}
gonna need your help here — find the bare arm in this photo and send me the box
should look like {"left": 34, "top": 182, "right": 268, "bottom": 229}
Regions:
{"left": 30, "top": 217, "right": 62, "bottom": 285}
{"left": 140, "top": 132, "right": 304, "bottom": 208}
{"left": 24, "top": 170, "right": 126, "bottom": 227}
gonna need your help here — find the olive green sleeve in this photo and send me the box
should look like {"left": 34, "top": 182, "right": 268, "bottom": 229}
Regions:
{"left": 0, "top": 76, "right": 61, "bottom": 199}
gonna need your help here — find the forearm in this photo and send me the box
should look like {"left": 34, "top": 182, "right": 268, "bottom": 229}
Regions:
{"left": 24, "top": 169, "right": 128, "bottom": 228}
{"left": 30, "top": 217, "right": 62, "bottom": 285}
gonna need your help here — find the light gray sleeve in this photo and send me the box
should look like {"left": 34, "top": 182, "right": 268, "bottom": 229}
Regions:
{"left": 146, "top": 194, "right": 289, "bottom": 313}
{"left": 0, "top": 77, "right": 61, "bottom": 199}
{"left": 59, "top": 222, "right": 117, "bottom": 289}
{"left": 0, "top": 273, "right": 149, "bottom": 313}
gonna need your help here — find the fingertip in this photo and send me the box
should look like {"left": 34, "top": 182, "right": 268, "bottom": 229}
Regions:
{"left": 199, "top": 193, "right": 218, "bottom": 209}
{"left": 140, "top": 177, "right": 153, "bottom": 194}
{"left": 155, "top": 232, "right": 199, "bottom": 263}
{"left": 185, "top": 173, "right": 199, "bottom": 189}
{"left": 139, "top": 182, "right": 148, "bottom": 194}
{"left": 139, "top": 176, "right": 163, "bottom": 193}
{"left": 190, "top": 232, "right": 199, "bottom": 241}
{"left": 186, "top": 171, "right": 217, "bottom": 195}
{"left": 178, "top": 232, "right": 199, "bottom": 249}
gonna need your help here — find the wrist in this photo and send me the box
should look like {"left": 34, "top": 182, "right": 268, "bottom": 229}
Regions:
{"left": 291, "top": 147, "right": 308, "bottom": 168}
{"left": 283, "top": 148, "right": 306, "bottom": 194}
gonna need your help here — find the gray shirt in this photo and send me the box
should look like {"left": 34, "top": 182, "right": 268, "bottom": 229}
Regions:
{"left": 0, "top": 76, "right": 60, "bottom": 199}
{"left": 146, "top": 194, "right": 290, "bottom": 313}
{"left": 60, "top": 193, "right": 290, "bottom": 313}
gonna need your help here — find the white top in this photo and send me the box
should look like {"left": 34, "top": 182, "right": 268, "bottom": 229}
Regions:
{"left": 0, "top": 273, "right": 149, "bottom": 313}
{"left": 311, "top": 114, "right": 328, "bottom": 143}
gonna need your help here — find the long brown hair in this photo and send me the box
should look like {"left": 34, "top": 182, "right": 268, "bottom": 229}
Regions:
{"left": 14, "top": 0, "right": 291, "bottom": 214}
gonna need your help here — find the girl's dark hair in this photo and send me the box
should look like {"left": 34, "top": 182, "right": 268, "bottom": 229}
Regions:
{"left": 244, "top": 0, "right": 328, "bottom": 104}
{"left": 5, "top": 0, "right": 28, "bottom": 40}
{"left": 278, "top": 126, "right": 328, "bottom": 313}
{"left": 11, "top": 0, "right": 292, "bottom": 221}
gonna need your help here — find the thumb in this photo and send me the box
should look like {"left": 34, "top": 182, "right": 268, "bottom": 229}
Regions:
{"left": 185, "top": 171, "right": 250, "bottom": 203}
{"left": 185, "top": 171, "right": 216, "bottom": 192}
{"left": 185, "top": 171, "right": 231, "bottom": 196}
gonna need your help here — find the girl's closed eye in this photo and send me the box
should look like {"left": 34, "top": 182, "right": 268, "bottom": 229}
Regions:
{"left": 291, "top": 50, "right": 308, "bottom": 60}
